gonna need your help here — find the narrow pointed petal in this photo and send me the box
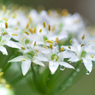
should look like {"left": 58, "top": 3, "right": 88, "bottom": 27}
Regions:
{"left": 0, "top": 47, "right": 8, "bottom": 55}
{"left": 8, "top": 56, "right": 24, "bottom": 62}
{"left": 21, "top": 60, "right": 31, "bottom": 75}
{"left": 33, "top": 59, "right": 45, "bottom": 67}
{"left": 60, "top": 62, "right": 74, "bottom": 69}
{"left": 49, "top": 61, "right": 59, "bottom": 74}
{"left": 82, "top": 58, "right": 92, "bottom": 73}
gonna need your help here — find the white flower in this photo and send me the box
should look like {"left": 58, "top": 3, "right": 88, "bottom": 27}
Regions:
{"left": 41, "top": 45, "right": 74, "bottom": 74}
{"left": 62, "top": 39, "right": 95, "bottom": 73}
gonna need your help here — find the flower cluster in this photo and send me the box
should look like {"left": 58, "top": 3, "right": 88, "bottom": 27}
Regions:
{"left": 0, "top": 6, "right": 95, "bottom": 75}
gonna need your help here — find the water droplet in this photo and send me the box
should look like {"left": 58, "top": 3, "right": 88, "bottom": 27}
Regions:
{"left": 73, "top": 72, "right": 77, "bottom": 76}
{"left": 76, "top": 68, "right": 80, "bottom": 72}
{"left": 66, "top": 77, "right": 73, "bottom": 87}
{"left": 60, "top": 66, "right": 65, "bottom": 71}
{"left": 86, "top": 71, "right": 90, "bottom": 75}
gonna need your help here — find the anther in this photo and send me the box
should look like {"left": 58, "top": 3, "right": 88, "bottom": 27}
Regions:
{"left": 29, "top": 28, "right": 34, "bottom": 34}
{"left": 91, "top": 54, "right": 94, "bottom": 58}
{"left": 81, "top": 35, "right": 85, "bottom": 40}
{"left": 68, "top": 46, "right": 71, "bottom": 49}
{"left": 48, "top": 24, "right": 51, "bottom": 31}
{"left": 26, "top": 22, "right": 30, "bottom": 29}
{"left": 24, "top": 31, "right": 29, "bottom": 35}
{"left": 49, "top": 44, "right": 53, "bottom": 49}
{"left": 70, "top": 39, "right": 72, "bottom": 44}
{"left": 60, "top": 47, "right": 64, "bottom": 52}
{"left": 43, "top": 22, "right": 46, "bottom": 28}
{"left": 34, "top": 27, "right": 36, "bottom": 33}
{"left": 81, "top": 44, "right": 84, "bottom": 47}
{"left": 55, "top": 37, "right": 59, "bottom": 44}
{"left": 46, "top": 40, "right": 54, "bottom": 43}
{"left": 11, "top": 34, "right": 17, "bottom": 36}
{"left": 3, "top": 32, "right": 6, "bottom": 36}
{"left": 2, "top": 5, "right": 6, "bottom": 12}
{"left": 34, "top": 41, "right": 36, "bottom": 46}
{"left": 21, "top": 47, "right": 25, "bottom": 50}
{"left": 2, "top": 18, "right": 8, "bottom": 21}
{"left": 39, "top": 29, "right": 42, "bottom": 33}
{"left": 5, "top": 22, "right": 8, "bottom": 28}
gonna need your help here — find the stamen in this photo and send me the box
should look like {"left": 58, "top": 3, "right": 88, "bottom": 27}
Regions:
{"left": 5, "top": 84, "right": 11, "bottom": 88}
{"left": 29, "top": 28, "right": 34, "bottom": 34}
{"left": 24, "top": 31, "right": 29, "bottom": 35}
{"left": 55, "top": 37, "right": 59, "bottom": 44}
{"left": 14, "top": 28, "right": 18, "bottom": 30}
{"left": 62, "top": 9, "right": 68, "bottom": 16}
{"left": 49, "top": 44, "right": 53, "bottom": 49}
{"left": 3, "top": 32, "right": 6, "bottom": 36}
{"left": 44, "top": 46, "right": 48, "bottom": 49}
{"left": 11, "top": 33, "right": 17, "bottom": 36}
{"left": 21, "top": 47, "right": 25, "bottom": 50}
{"left": 22, "top": 37, "right": 26, "bottom": 40}
{"left": 60, "top": 47, "right": 64, "bottom": 52}
{"left": 39, "top": 29, "right": 42, "bottom": 33}
{"left": 2, "top": 18, "right": 8, "bottom": 21}
{"left": 2, "top": 5, "right": 6, "bottom": 12}
{"left": 17, "top": 21, "right": 20, "bottom": 25}
{"left": 68, "top": 46, "right": 71, "bottom": 49}
{"left": 81, "top": 44, "right": 84, "bottom": 47}
{"left": 5, "top": 22, "right": 8, "bottom": 28}
{"left": 34, "top": 41, "right": 36, "bottom": 46}
{"left": 26, "top": 22, "right": 30, "bottom": 29}
{"left": 46, "top": 40, "right": 54, "bottom": 43}
{"left": 52, "top": 26, "right": 55, "bottom": 32}
{"left": 43, "top": 22, "right": 46, "bottom": 28}
{"left": 35, "top": 50, "right": 39, "bottom": 52}
{"left": 91, "top": 54, "right": 94, "bottom": 58}
{"left": 12, "top": 14, "right": 16, "bottom": 18}
{"left": 81, "top": 35, "right": 85, "bottom": 40}
{"left": 70, "top": 39, "right": 72, "bottom": 44}
{"left": 0, "top": 72, "right": 4, "bottom": 77}
{"left": 28, "top": 16, "right": 32, "bottom": 23}
{"left": 21, "top": 58, "right": 26, "bottom": 61}
{"left": 34, "top": 27, "right": 36, "bottom": 33}
{"left": 48, "top": 24, "right": 51, "bottom": 31}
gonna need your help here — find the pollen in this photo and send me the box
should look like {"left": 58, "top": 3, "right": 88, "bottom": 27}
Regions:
{"left": 43, "top": 22, "right": 46, "bottom": 28}
{"left": 48, "top": 24, "right": 51, "bottom": 31}
{"left": 44, "top": 46, "right": 48, "bottom": 49}
{"left": 68, "top": 46, "right": 71, "bottom": 49}
{"left": 3, "top": 31, "right": 6, "bottom": 36}
{"left": 46, "top": 40, "right": 54, "bottom": 43}
{"left": 55, "top": 37, "right": 59, "bottom": 44}
{"left": 24, "top": 31, "right": 29, "bottom": 35}
{"left": 29, "top": 28, "right": 34, "bottom": 34}
{"left": 21, "top": 47, "right": 25, "bottom": 50}
{"left": 70, "top": 39, "right": 72, "bottom": 44}
{"left": 26, "top": 22, "right": 30, "bottom": 29}
{"left": 2, "top": 18, "right": 8, "bottom": 21}
{"left": 35, "top": 50, "right": 39, "bottom": 52}
{"left": 91, "top": 54, "right": 94, "bottom": 58}
{"left": 0, "top": 72, "right": 4, "bottom": 77}
{"left": 5, "top": 22, "right": 8, "bottom": 28}
{"left": 11, "top": 33, "right": 17, "bottom": 36}
{"left": 34, "top": 41, "right": 36, "bottom": 46}
{"left": 2, "top": 5, "right": 6, "bottom": 12}
{"left": 81, "top": 35, "right": 85, "bottom": 40}
{"left": 49, "top": 44, "right": 53, "bottom": 49}
{"left": 39, "top": 29, "right": 42, "bottom": 33}
{"left": 81, "top": 44, "right": 84, "bottom": 47}
{"left": 60, "top": 47, "right": 64, "bottom": 52}
{"left": 21, "top": 58, "right": 26, "bottom": 61}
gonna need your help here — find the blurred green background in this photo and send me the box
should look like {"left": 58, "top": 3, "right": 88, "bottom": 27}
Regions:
{"left": 0, "top": 0, "right": 95, "bottom": 95}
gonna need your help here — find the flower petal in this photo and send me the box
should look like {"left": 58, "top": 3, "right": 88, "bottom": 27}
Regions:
{"left": 82, "top": 58, "right": 92, "bottom": 73}
{"left": 0, "top": 47, "right": 8, "bottom": 55}
{"left": 49, "top": 61, "right": 59, "bottom": 74}
{"left": 21, "top": 60, "right": 31, "bottom": 75}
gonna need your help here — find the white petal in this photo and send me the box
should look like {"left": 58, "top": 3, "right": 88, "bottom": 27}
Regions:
{"left": 82, "top": 58, "right": 92, "bottom": 73}
{"left": 6, "top": 41, "right": 21, "bottom": 49}
{"left": 8, "top": 56, "right": 24, "bottom": 62}
{"left": 33, "top": 59, "right": 45, "bottom": 67}
{"left": 59, "top": 62, "right": 74, "bottom": 69}
{"left": 36, "top": 56, "right": 48, "bottom": 61}
{"left": 0, "top": 47, "right": 8, "bottom": 55}
{"left": 21, "top": 60, "right": 31, "bottom": 75}
{"left": 49, "top": 61, "right": 59, "bottom": 74}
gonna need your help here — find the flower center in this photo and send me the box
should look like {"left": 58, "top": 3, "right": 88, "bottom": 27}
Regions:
{"left": 51, "top": 54, "right": 59, "bottom": 61}
{"left": 81, "top": 50, "right": 86, "bottom": 58}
